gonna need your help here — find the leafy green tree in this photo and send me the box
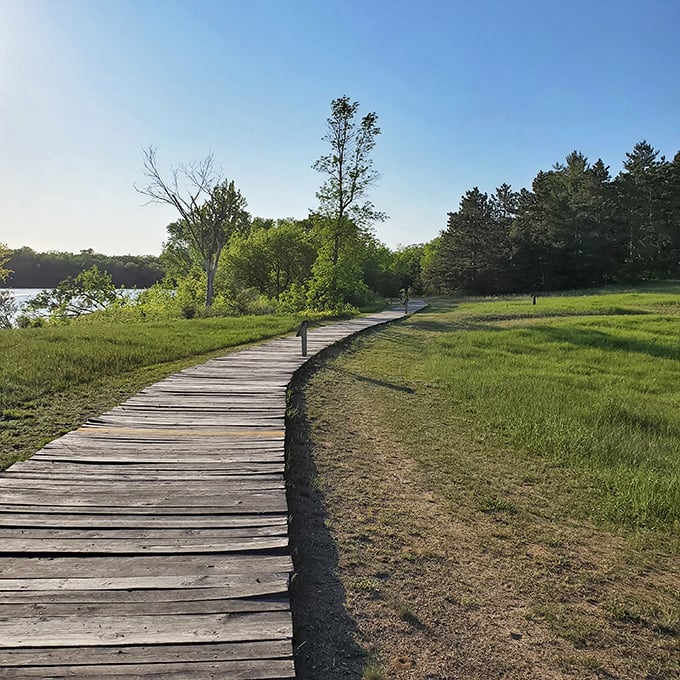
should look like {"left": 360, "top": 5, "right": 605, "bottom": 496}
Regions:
{"left": 361, "top": 239, "right": 399, "bottom": 298}
{"left": 0, "top": 293, "right": 16, "bottom": 329}
{"left": 138, "top": 147, "right": 249, "bottom": 307}
{"left": 419, "top": 236, "right": 442, "bottom": 294}
{"left": 0, "top": 244, "right": 10, "bottom": 282}
{"left": 307, "top": 215, "right": 374, "bottom": 308}
{"left": 25, "top": 266, "right": 123, "bottom": 321}
{"left": 225, "top": 219, "right": 316, "bottom": 300}
{"left": 251, "top": 217, "right": 275, "bottom": 231}
{"left": 391, "top": 244, "right": 425, "bottom": 294}
{"left": 223, "top": 232, "right": 270, "bottom": 296}
{"left": 311, "top": 95, "right": 385, "bottom": 307}
{"left": 261, "top": 221, "right": 316, "bottom": 299}
{"left": 159, "top": 222, "right": 194, "bottom": 283}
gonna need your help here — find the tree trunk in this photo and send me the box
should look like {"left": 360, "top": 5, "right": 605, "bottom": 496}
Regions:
{"left": 206, "top": 266, "right": 216, "bottom": 307}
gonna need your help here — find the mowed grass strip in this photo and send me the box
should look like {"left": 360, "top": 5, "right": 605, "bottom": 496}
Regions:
{"left": 0, "top": 314, "right": 301, "bottom": 469}
{"left": 290, "top": 284, "right": 679, "bottom": 679}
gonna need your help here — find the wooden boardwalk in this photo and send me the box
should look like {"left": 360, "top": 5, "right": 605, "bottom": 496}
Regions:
{"left": 0, "top": 304, "right": 424, "bottom": 679}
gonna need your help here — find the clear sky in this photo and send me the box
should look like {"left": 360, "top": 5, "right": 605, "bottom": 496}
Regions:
{"left": 1, "top": 0, "right": 678, "bottom": 256}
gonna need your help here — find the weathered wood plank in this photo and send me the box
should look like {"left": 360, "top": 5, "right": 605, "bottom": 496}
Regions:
{"left": 0, "top": 512, "right": 288, "bottom": 528}
{"left": 0, "top": 526, "right": 287, "bottom": 539}
{"left": 0, "top": 554, "right": 292, "bottom": 578}
{"left": 1, "top": 659, "right": 296, "bottom": 679}
{"left": 0, "top": 572, "right": 290, "bottom": 595}
{"left": 1, "top": 470, "right": 284, "bottom": 481}
{"left": 0, "top": 588, "right": 287, "bottom": 606}
{"left": 0, "top": 502, "right": 287, "bottom": 516}
{"left": 0, "top": 639, "right": 292, "bottom": 666}
{"left": 0, "top": 477, "right": 285, "bottom": 492}
{"left": 27, "top": 454, "right": 285, "bottom": 465}
{"left": 0, "top": 482, "right": 283, "bottom": 494}
{"left": 0, "top": 536, "right": 288, "bottom": 554}
{"left": 0, "top": 488, "right": 285, "bottom": 502}
{"left": 0, "top": 610, "right": 292, "bottom": 646}
{"left": 0, "top": 596, "right": 289, "bottom": 617}
{"left": 0, "top": 500, "right": 286, "bottom": 516}
{"left": 3, "top": 464, "right": 286, "bottom": 477}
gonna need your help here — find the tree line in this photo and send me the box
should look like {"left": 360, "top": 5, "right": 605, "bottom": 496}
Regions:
{"left": 160, "top": 216, "right": 423, "bottom": 314}
{"left": 6, "top": 97, "right": 677, "bottom": 325}
{"left": 425, "top": 141, "right": 680, "bottom": 295}
{"left": 4, "top": 248, "right": 164, "bottom": 289}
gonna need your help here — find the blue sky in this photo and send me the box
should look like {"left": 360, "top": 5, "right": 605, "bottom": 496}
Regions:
{"left": 1, "top": 0, "right": 678, "bottom": 255}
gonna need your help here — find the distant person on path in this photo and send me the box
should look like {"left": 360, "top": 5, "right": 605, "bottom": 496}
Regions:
{"left": 401, "top": 286, "right": 410, "bottom": 314}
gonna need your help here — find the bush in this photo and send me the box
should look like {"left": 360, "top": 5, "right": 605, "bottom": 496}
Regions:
{"left": 232, "top": 288, "right": 275, "bottom": 316}
{"left": 0, "top": 290, "right": 17, "bottom": 329}
{"left": 276, "top": 282, "right": 308, "bottom": 314}
{"left": 15, "top": 314, "right": 43, "bottom": 328}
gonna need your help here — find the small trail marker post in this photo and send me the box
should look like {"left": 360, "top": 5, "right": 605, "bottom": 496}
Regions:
{"left": 296, "top": 320, "right": 309, "bottom": 356}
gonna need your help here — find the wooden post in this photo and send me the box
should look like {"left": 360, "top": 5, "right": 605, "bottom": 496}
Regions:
{"left": 296, "top": 320, "right": 309, "bottom": 356}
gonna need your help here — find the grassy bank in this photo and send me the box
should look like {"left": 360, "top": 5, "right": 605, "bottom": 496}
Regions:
{"left": 289, "top": 283, "right": 680, "bottom": 679}
{"left": 0, "top": 314, "right": 301, "bottom": 469}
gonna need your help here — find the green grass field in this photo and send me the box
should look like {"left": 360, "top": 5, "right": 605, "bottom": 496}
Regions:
{"left": 352, "top": 287, "right": 680, "bottom": 530}
{"left": 0, "top": 314, "right": 302, "bottom": 469}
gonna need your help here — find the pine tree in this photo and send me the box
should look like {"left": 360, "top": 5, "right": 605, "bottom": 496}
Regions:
{"left": 434, "top": 188, "right": 511, "bottom": 294}
{"left": 615, "top": 140, "right": 664, "bottom": 279}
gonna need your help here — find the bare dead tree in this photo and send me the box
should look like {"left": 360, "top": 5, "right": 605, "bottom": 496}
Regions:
{"left": 136, "top": 147, "right": 248, "bottom": 307}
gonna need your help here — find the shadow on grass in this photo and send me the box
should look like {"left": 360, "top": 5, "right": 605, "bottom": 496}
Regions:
{"left": 329, "top": 366, "right": 415, "bottom": 394}
{"left": 526, "top": 324, "right": 679, "bottom": 361}
{"left": 410, "top": 307, "right": 654, "bottom": 336}
{"left": 408, "top": 318, "right": 508, "bottom": 334}
{"left": 285, "top": 363, "right": 366, "bottom": 680}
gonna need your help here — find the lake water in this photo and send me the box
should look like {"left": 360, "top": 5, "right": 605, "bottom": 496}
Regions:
{"left": 2, "top": 288, "right": 44, "bottom": 302}
{"left": 1, "top": 288, "right": 141, "bottom": 323}
{"left": 1, "top": 289, "right": 45, "bottom": 319}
